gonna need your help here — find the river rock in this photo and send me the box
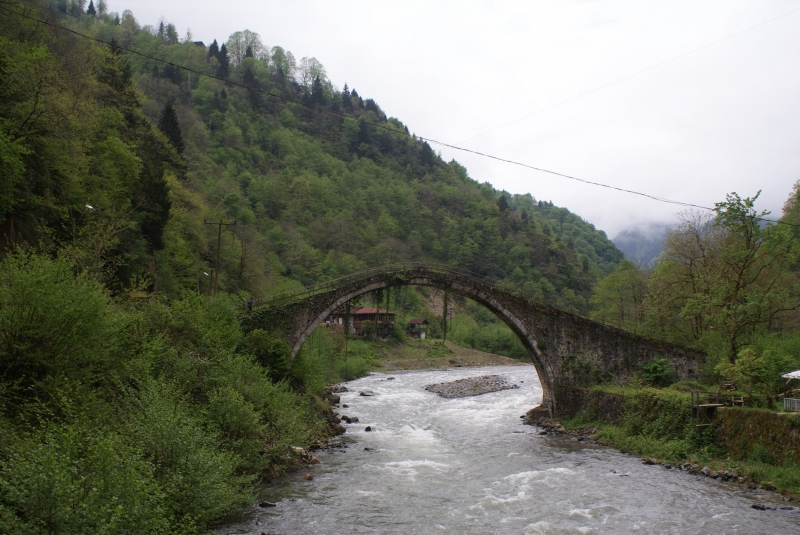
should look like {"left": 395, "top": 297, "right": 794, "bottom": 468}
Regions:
{"left": 360, "top": 390, "right": 377, "bottom": 396}
{"left": 258, "top": 501, "right": 277, "bottom": 507}
{"left": 325, "top": 394, "right": 341, "bottom": 404}
{"left": 365, "top": 426, "right": 372, "bottom": 432}
{"left": 303, "top": 473, "right": 313, "bottom": 481}
{"left": 424, "top": 375, "right": 519, "bottom": 399}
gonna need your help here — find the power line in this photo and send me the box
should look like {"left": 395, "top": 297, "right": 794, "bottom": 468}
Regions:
{"left": 4, "top": 5, "right": 795, "bottom": 228}
{"left": 456, "top": 5, "right": 800, "bottom": 145}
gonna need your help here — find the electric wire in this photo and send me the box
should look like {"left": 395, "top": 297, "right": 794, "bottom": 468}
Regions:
{"left": 4, "top": 4, "right": 796, "bottom": 228}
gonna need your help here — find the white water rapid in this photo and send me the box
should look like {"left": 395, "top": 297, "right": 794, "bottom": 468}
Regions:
{"left": 223, "top": 365, "right": 799, "bottom": 534}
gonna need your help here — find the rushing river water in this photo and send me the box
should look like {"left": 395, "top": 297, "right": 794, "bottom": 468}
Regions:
{"left": 223, "top": 365, "right": 799, "bottom": 534}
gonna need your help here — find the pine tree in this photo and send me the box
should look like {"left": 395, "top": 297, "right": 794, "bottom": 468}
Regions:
{"left": 208, "top": 39, "right": 219, "bottom": 59}
{"left": 341, "top": 83, "right": 352, "bottom": 111}
{"left": 158, "top": 101, "right": 184, "bottom": 154}
{"left": 217, "top": 43, "right": 230, "bottom": 78}
{"left": 245, "top": 45, "right": 253, "bottom": 59}
{"left": 311, "top": 75, "right": 325, "bottom": 105}
{"left": 497, "top": 195, "right": 509, "bottom": 212}
{"left": 86, "top": 0, "right": 96, "bottom": 16}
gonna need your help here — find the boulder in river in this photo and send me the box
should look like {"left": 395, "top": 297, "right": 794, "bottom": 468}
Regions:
{"left": 360, "top": 390, "right": 377, "bottom": 397}
{"left": 365, "top": 426, "right": 372, "bottom": 432}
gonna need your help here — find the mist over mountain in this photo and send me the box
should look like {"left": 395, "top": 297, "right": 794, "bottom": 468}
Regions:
{"left": 612, "top": 223, "right": 672, "bottom": 267}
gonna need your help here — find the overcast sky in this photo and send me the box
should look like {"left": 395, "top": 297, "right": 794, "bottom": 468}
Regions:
{"left": 123, "top": 0, "right": 800, "bottom": 238}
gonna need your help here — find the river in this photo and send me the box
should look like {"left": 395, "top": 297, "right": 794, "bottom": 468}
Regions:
{"left": 222, "top": 365, "right": 799, "bottom": 534}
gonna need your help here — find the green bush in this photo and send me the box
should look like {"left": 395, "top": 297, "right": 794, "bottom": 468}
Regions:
{"left": 0, "top": 252, "right": 117, "bottom": 388}
{"left": 0, "top": 423, "right": 169, "bottom": 535}
{"left": 128, "top": 381, "right": 252, "bottom": 527}
{"left": 336, "top": 355, "right": 371, "bottom": 381}
{"left": 639, "top": 357, "right": 675, "bottom": 387}
{"left": 244, "top": 328, "right": 292, "bottom": 382}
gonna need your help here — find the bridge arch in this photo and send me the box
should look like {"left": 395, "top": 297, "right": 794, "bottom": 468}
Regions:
{"left": 242, "top": 264, "right": 703, "bottom": 417}
{"left": 289, "top": 275, "right": 555, "bottom": 411}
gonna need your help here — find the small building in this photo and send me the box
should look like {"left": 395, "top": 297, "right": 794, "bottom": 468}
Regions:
{"left": 407, "top": 318, "right": 428, "bottom": 339}
{"left": 330, "top": 307, "right": 396, "bottom": 338}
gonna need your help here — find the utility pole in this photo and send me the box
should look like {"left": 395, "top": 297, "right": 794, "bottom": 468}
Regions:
{"left": 442, "top": 291, "right": 447, "bottom": 343}
{"left": 204, "top": 219, "right": 236, "bottom": 296}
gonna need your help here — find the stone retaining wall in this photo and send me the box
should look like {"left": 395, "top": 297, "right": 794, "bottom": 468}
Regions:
{"left": 554, "top": 385, "right": 626, "bottom": 422}
{"left": 717, "top": 408, "right": 800, "bottom": 464}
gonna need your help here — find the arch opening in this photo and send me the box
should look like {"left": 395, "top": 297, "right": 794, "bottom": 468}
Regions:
{"left": 290, "top": 277, "right": 554, "bottom": 413}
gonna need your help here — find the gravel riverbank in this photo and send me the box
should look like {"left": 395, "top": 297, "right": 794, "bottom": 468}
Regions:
{"left": 424, "top": 374, "right": 519, "bottom": 398}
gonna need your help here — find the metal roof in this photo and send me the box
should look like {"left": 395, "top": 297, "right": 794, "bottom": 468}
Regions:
{"left": 782, "top": 369, "right": 800, "bottom": 379}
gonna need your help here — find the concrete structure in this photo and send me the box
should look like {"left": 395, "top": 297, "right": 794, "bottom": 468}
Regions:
{"left": 241, "top": 263, "right": 704, "bottom": 417}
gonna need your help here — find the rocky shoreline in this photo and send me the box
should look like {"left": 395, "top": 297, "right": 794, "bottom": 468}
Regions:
{"left": 425, "top": 375, "right": 519, "bottom": 398}
{"left": 525, "top": 414, "right": 798, "bottom": 510}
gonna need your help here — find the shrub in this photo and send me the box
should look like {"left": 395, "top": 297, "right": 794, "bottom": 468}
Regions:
{"left": 0, "top": 252, "right": 116, "bottom": 388}
{"left": 0, "top": 423, "right": 168, "bottom": 535}
{"left": 639, "top": 357, "right": 675, "bottom": 387}
{"left": 127, "top": 381, "right": 252, "bottom": 527}
{"left": 244, "top": 328, "right": 291, "bottom": 382}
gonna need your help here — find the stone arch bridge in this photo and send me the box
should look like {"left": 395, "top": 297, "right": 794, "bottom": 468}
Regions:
{"left": 240, "top": 263, "right": 703, "bottom": 417}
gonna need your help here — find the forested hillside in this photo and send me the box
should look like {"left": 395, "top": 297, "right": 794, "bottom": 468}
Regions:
{"left": 0, "top": 2, "right": 629, "bottom": 532}
{"left": 1, "top": 0, "right": 622, "bottom": 314}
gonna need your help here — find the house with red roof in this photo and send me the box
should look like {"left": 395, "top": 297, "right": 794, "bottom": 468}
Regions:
{"left": 329, "top": 307, "right": 396, "bottom": 337}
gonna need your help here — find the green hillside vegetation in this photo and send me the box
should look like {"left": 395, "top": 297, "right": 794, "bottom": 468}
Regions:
{"left": 0, "top": 1, "right": 630, "bottom": 531}
{"left": 590, "top": 191, "right": 800, "bottom": 405}
{"left": 2, "top": 1, "right": 622, "bottom": 314}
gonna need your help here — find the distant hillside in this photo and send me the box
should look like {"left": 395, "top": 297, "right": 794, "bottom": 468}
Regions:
{"left": 1, "top": 4, "right": 625, "bottom": 313}
{"left": 612, "top": 224, "right": 671, "bottom": 267}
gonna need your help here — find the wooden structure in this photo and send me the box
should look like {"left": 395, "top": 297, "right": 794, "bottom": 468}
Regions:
{"left": 407, "top": 318, "right": 428, "bottom": 339}
{"left": 691, "top": 391, "right": 745, "bottom": 427}
{"left": 330, "top": 307, "right": 395, "bottom": 338}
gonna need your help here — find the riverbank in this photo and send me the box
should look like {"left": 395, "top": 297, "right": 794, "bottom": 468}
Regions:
{"left": 367, "top": 339, "right": 527, "bottom": 371}
{"left": 532, "top": 385, "right": 800, "bottom": 499}
{"left": 229, "top": 366, "right": 800, "bottom": 534}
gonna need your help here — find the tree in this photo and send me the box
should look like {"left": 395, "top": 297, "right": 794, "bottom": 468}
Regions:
{"left": 96, "top": 0, "right": 107, "bottom": 16}
{"left": 341, "top": 83, "right": 352, "bottom": 111}
{"left": 716, "top": 347, "right": 766, "bottom": 400}
{"left": 270, "top": 46, "right": 295, "bottom": 83}
{"left": 86, "top": 0, "right": 96, "bottom": 16}
{"left": 165, "top": 23, "right": 179, "bottom": 45}
{"left": 650, "top": 193, "right": 800, "bottom": 362}
{"left": 226, "top": 30, "right": 264, "bottom": 64}
{"left": 217, "top": 43, "right": 230, "bottom": 78}
{"left": 310, "top": 75, "right": 325, "bottom": 105}
{"left": 710, "top": 193, "right": 799, "bottom": 362}
{"left": 297, "top": 56, "right": 326, "bottom": 87}
{"left": 590, "top": 260, "right": 649, "bottom": 333}
{"left": 497, "top": 195, "right": 509, "bottom": 212}
{"left": 158, "top": 101, "right": 184, "bottom": 154}
{"left": 208, "top": 39, "right": 220, "bottom": 60}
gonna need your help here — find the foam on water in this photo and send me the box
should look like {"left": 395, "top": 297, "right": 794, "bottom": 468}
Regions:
{"left": 229, "top": 365, "right": 800, "bottom": 535}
